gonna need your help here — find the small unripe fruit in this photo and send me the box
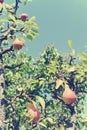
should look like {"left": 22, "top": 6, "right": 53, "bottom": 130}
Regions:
{"left": 0, "top": 0, "right": 4, "bottom": 4}
{"left": 62, "top": 86, "right": 77, "bottom": 104}
{"left": 13, "top": 38, "right": 24, "bottom": 50}
{"left": 20, "top": 13, "right": 28, "bottom": 21}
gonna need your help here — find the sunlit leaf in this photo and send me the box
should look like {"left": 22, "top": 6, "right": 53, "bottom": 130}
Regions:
{"left": 17, "top": 87, "right": 24, "bottom": 92}
{"left": 16, "top": 20, "right": 24, "bottom": 25}
{"left": 68, "top": 40, "right": 73, "bottom": 49}
{"left": 38, "top": 122, "right": 47, "bottom": 128}
{"left": 27, "top": 33, "right": 34, "bottom": 41}
{"left": 5, "top": 4, "right": 13, "bottom": 9}
{"left": 0, "top": 18, "right": 8, "bottom": 23}
{"left": 23, "top": 0, "right": 27, "bottom": 5}
{"left": 78, "top": 53, "right": 87, "bottom": 61}
{"left": 8, "top": 14, "right": 16, "bottom": 21}
{"left": 60, "top": 124, "right": 64, "bottom": 130}
{"left": 20, "top": 125, "right": 26, "bottom": 130}
{"left": 32, "top": 100, "right": 37, "bottom": 108}
{"left": 45, "top": 117, "right": 56, "bottom": 124}
{"left": 36, "top": 96, "right": 45, "bottom": 109}
{"left": 82, "top": 118, "right": 87, "bottom": 122}
{"left": 10, "top": 26, "right": 16, "bottom": 31}
{"left": 47, "top": 65, "right": 57, "bottom": 74}
{"left": 0, "top": 4, "right": 2, "bottom": 9}
{"left": 28, "top": 0, "right": 32, "bottom": 2}
{"left": 56, "top": 79, "right": 63, "bottom": 89}
{"left": 29, "top": 16, "right": 36, "bottom": 21}
{"left": 39, "top": 78, "right": 45, "bottom": 86}
{"left": 67, "top": 66, "right": 76, "bottom": 72}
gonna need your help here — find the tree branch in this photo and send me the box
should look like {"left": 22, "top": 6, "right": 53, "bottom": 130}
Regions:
{"left": 14, "top": 0, "right": 21, "bottom": 15}
{"left": 2, "top": 45, "right": 13, "bottom": 55}
{"left": 4, "top": 62, "right": 24, "bottom": 69}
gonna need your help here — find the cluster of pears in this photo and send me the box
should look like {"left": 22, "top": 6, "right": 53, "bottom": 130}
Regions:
{"left": 12, "top": 12, "right": 28, "bottom": 50}
{"left": 62, "top": 84, "right": 77, "bottom": 104}
{"left": 0, "top": 2, "right": 28, "bottom": 50}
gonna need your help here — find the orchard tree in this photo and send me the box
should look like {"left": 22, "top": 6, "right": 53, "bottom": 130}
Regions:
{"left": 0, "top": 0, "right": 87, "bottom": 130}
{"left": 21, "top": 42, "right": 87, "bottom": 130}
{"left": 4, "top": 41, "right": 87, "bottom": 130}
{"left": 0, "top": 0, "right": 39, "bottom": 129}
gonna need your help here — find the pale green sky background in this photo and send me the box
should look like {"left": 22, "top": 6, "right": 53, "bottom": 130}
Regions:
{"left": 21, "top": 0, "right": 87, "bottom": 57}
{"left": 7, "top": 0, "right": 87, "bottom": 57}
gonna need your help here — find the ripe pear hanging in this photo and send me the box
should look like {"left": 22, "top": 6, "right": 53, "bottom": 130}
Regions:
{"left": 26, "top": 102, "right": 40, "bottom": 122}
{"left": 62, "top": 86, "right": 77, "bottom": 104}
{"left": 13, "top": 38, "right": 24, "bottom": 50}
{"left": 20, "top": 13, "right": 28, "bottom": 21}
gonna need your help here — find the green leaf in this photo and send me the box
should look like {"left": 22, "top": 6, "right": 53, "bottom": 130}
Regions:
{"left": 47, "top": 65, "right": 57, "bottom": 74}
{"left": 67, "top": 66, "right": 76, "bottom": 72}
{"left": 0, "top": 26, "right": 4, "bottom": 31}
{"left": 39, "top": 78, "right": 45, "bottom": 86}
{"left": 28, "top": 0, "right": 32, "bottom": 2}
{"left": 0, "top": 4, "right": 2, "bottom": 9}
{"left": 32, "top": 100, "right": 37, "bottom": 109}
{"left": 78, "top": 53, "right": 87, "bottom": 61}
{"left": 5, "top": 4, "right": 13, "bottom": 9}
{"left": 8, "top": 14, "right": 16, "bottom": 21}
{"left": 0, "top": 18, "right": 8, "bottom": 23}
{"left": 32, "top": 29, "right": 40, "bottom": 35}
{"left": 16, "top": 20, "right": 24, "bottom": 25}
{"left": 56, "top": 79, "right": 63, "bottom": 89}
{"left": 45, "top": 117, "right": 56, "bottom": 124}
{"left": 60, "top": 124, "right": 64, "bottom": 130}
{"left": 36, "top": 96, "right": 45, "bottom": 109}
{"left": 23, "top": 0, "right": 27, "bottom": 5}
{"left": 20, "top": 125, "right": 26, "bottom": 130}
{"left": 23, "top": 0, "right": 32, "bottom": 5}
{"left": 50, "top": 61, "right": 57, "bottom": 66}
{"left": 10, "top": 26, "right": 16, "bottom": 31}
{"left": 82, "top": 118, "right": 87, "bottom": 122}
{"left": 38, "top": 122, "right": 47, "bottom": 128}
{"left": 27, "top": 33, "right": 34, "bottom": 41}
{"left": 29, "top": 16, "right": 36, "bottom": 21}
{"left": 27, "top": 79, "right": 38, "bottom": 85}
{"left": 68, "top": 40, "right": 73, "bottom": 49}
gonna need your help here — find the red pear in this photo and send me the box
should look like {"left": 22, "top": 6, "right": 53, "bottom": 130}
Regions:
{"left": 0, "top": 0, "right": 4, "bottom": 4}
{"left": 27, "top": 103, "right": 40, "bottom": 122}
{"left": 62, "top": 86, "right": 77, "bottom": 104}
{"left": 20, "top": 13, "right": 28, "bottom": 21}
{"left": 33, "top": 109, "right": 40, "bottom": 122}
{"left": 28, "top": 103, "right": 37, "bottom": 111}
{"left": 13, "top": 38, "right": 24, "bottom": 50}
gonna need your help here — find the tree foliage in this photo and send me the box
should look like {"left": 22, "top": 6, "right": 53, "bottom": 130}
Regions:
{"left": 0, "top": 0, "right": 87, "bottom": 130}
{"left": 4, "top": 43, "right": 87, "bottom": 130}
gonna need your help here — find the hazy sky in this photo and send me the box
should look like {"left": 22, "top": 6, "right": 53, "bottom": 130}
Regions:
{"left": 8, "top": 0, "right": 87, "bottom": 57}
